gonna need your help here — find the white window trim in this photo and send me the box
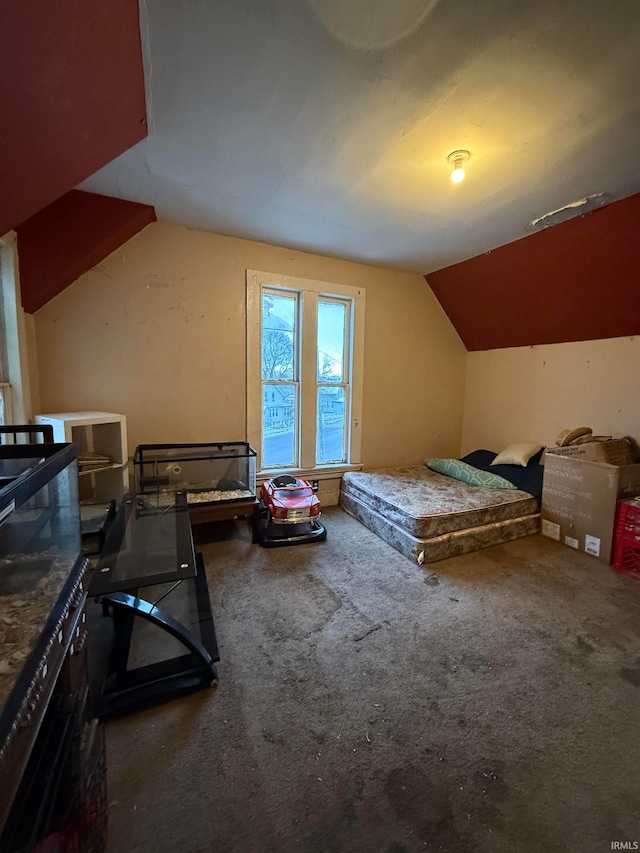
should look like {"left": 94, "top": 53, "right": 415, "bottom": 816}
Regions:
{"left": 0, "top": 232, "right": 34, "bottom": 425}
{"left": 0, "top": 383, "right": 12, "bottom": 426}
{"left": 247, "top": 269, "right": 365, "bottom": 476}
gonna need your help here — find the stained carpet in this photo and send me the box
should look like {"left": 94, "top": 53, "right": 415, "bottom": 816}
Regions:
{"left": 99, "top": 506, "right": 640, "bottom": 853}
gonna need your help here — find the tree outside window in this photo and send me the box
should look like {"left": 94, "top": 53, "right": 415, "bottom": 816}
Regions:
{"left": 247, "top": 270, "right": 364, "bottom": 474}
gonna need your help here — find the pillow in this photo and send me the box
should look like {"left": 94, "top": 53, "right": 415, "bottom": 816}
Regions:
{"left": 491, "top": 442, "right": 543, "bottom": 467}
{"left": 460, "top": 449, "right": 545, "bottom": 498}
{"left": 425, "top": 458, "right": 517, "bottom": 489}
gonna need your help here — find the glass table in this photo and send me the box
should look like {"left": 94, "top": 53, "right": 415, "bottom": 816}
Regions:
{"left": 88, "top": 492, "right": 219, "bottom": 718}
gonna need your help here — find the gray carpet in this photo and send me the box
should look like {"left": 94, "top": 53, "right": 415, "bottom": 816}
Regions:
{"left": 102, "top": 506, "right": 640, "bottom": 853}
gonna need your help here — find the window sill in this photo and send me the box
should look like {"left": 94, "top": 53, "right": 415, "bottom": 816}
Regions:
{"left": 256, "top": 464, "right": 362, "bottom": 485}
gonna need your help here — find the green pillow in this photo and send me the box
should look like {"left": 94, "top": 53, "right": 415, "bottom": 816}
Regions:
{"left": 425, "top": 458, "right": 517, "bottom": 489}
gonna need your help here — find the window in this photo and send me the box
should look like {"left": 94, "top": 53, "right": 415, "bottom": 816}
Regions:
{"left": 0, "top": 234, "right": 32, "bottom": 426}
{"left": 0, "top": 240, "right": 16, "bottom": 425}
{"left": 0, "top": 314, "right": 10, "bottom": 426}
{"left": 247, "top": 270, "right": 365, "bottom": 474}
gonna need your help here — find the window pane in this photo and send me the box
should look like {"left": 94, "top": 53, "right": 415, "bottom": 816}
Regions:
{"left": 263, "top": 383, "right": 297, "bottom": 468}
{"left": 317, "top": 300, "right": 345, "bottom": 383}
{"left": 316, "top": 387, "right": 345, "bottom": 464}
{"left": 262, "top": 292, "right": 296, "bottom": 380}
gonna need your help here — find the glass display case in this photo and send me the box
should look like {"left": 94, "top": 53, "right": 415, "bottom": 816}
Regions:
{"left": 0, "top": 442, "right": 93, "bottom": 841}
{"left": 0, "top": 443, "right": 83, "bottom": 714}
{"left": 133, "top": 442, "right": 257, "bottom": 522}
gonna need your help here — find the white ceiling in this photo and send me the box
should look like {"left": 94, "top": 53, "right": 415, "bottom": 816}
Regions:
{"left": 80, "top": 0, "right": 640, "bottom": 274}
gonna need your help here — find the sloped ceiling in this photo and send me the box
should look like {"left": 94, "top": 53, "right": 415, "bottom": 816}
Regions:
{"left": 16, "top": 191, "right": 156, "bottom": 315}
{"left": 4, "top": 0, "right": 639, "bottom": 346}
{"left": 426, "top": 193, "right": 640, "bottom": 351}
{"left": 79, "top": 0, "right": 640, "bottom": 274}
{"left": 0, "top": 0, "right": 146, "bottom": 237}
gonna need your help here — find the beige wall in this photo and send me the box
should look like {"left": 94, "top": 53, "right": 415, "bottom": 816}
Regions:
{"left": 462, "top": 337, "right": 640, "bottom": 454}
{"left": 33, "top": 221, "right": 467, "bottom": 473}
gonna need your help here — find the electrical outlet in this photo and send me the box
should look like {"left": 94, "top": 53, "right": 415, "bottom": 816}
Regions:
{"left": 312, "top": 480, "right": 319, "bottom": 491}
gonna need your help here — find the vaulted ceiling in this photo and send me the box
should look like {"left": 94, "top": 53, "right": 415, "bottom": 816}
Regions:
{"left": 3, "top": 0, "right": 639, "bottom": 349}
{"left": 79, "top": 0, "right": 640, "bottom": 274}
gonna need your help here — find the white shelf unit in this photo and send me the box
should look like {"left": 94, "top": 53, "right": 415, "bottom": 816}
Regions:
{"left": 34, "top": 411, "right": 129, "bottom": 502}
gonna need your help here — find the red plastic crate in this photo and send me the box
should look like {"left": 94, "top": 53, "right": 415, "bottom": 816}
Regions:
{"left": 613, "top": 498, "right": 640, "bottom": 579}
{"left": 615, "top": 497, "right": 640, "bottom": 542}
{"left": 613, "top": 539, "right": 640, "bottom": 580}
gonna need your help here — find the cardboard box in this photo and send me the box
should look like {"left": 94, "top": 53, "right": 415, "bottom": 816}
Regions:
{"left": 543, "top": 438, "right": 634, "bottom": 466}
{"left": 541, "top": 455, "right": 640, "bottom": 564}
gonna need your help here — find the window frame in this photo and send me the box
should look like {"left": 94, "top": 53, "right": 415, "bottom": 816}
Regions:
{"left": 315, "top": 295, "right": 351, "bottom": 466}
{"left": 247, "top": 269, "right": 365, "bottom": 477}
{"left": 0, "top": 233, "right": 33, "bottom": 425}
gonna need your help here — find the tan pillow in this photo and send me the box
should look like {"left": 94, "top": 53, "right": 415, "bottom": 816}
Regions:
{"left": 491, "top": 442, "right": 543, "bottom": 467}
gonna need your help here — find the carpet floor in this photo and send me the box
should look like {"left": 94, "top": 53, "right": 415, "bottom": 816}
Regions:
{"left": 100, "top": 506, "right": 640, "bottom": 853}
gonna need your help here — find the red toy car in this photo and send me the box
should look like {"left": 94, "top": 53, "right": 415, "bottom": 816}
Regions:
{"left": 254, "top": 474, "right": 326, "bottom": 546}
{"left": 260, "top": 475, "right": 321, "bottom": 523}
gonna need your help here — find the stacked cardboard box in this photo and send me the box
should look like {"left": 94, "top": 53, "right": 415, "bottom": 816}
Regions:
{"left": 543, "top": 438, "right": 633, "bottom": 465}
{"left": 541, "top": 454, "right": 640, "bottom": 564}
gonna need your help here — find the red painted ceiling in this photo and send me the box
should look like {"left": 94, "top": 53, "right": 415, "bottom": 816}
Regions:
{"left": 0, "top": 0, "right": 146, "bottom": 237}
{"left": 16, "top": 191, "right": 156, "bottom": 315}
{"left": 425, "top": 193, "right": 640, "bottom": 351}
{"left": 4, "top": 2, "right": 638, "bottom": 349}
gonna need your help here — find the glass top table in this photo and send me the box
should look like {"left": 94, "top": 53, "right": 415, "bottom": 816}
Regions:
{"left": 89, "top": 492, "right": 196, "bottom": 597}
{"left": 87, "top": 491, "right": 218, "bottom": 718}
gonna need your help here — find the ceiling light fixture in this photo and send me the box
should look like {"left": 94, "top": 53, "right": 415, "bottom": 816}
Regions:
{"left": 447, "top": 149, "right": 470, "bottom": 183}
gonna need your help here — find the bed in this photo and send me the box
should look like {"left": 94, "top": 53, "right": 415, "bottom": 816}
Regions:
{"left": 340, "top": 447, "right": 544, "bottom": 565}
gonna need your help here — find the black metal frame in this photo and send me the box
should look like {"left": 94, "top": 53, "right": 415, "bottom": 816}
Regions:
{"left": 134, "top": 440, "right": 256, "bottom": 462}
{"left": 0, "top": 424, "right": 54, "bottom": 445}
{"left": 88, "top": 488, "right": 219, "bottom": 719}
{"left": 0, "top": 439, "right": 72, "bottom": 491}
{"left": 252, "top": 502, "right": 327, "bottom": 547}
{"left": 95, "top": 554, "right": 219, "bottom": 719}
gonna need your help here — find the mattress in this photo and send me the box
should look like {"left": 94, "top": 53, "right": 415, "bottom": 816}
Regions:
{"left": 341, "top": 466, "right": 539, "bottom": 538}
{"left": 340, "top": 465, "right": 540, "bottom": 564}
